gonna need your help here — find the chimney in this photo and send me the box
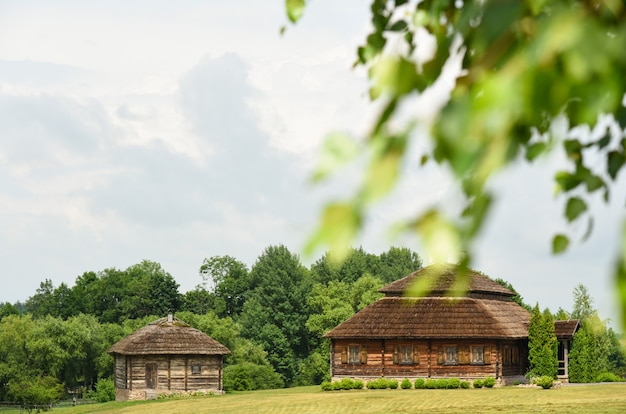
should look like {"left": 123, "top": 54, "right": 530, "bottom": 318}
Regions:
{"left": 167, "top": 312, "right": 173, "bottom": 324}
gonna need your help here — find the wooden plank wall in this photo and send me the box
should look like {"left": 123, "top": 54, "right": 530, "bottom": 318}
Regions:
{"left": 121, "top": 355, "right": 223, "bottom": 392}
{"left": 332, "top": 338, "right": 527, "bottom": 379}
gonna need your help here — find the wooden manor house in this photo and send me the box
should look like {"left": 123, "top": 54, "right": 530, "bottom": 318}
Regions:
{"left": 108, "top": 314, "right": 230, "bottom": 401}
{"left": 325, "top": 264, "right": 578, "bottom": 384}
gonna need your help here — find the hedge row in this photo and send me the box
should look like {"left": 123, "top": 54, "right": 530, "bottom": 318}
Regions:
{"left": 322, "top": 377, "right": 500, "bottom": 391}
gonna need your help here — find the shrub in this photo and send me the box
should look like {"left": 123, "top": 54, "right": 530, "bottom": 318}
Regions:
{"left": 447, "top": 378, "right": 461, "bottom": 389}
{"left": 414, "top": 378, "right": 426, "bottom": 389}
{"left": 534, "top": 376, "right": 554, "bottom": 389}
{"left": 482, "top": 377, "right": 496, "bottom": 388}
{"left": 473, "top": 379, "right": 483, "bottom": 389}
{"left": 223, "top": 362, "right": 284, "bottom": 391}
{"left": 435, "top": 379, "right": 449, "bottom": 389}
{"left": 320, "top": 381, "right": 332, "bottom": 391}
{"left": 460, "top": 380, "right": 471, "bottom": 389}
{"left": 88, "top": 378, "right": 115, "bottom": 403}
{"left": 595, "top": 372, "right": 623, "bottom": 383}
{"left": 401, "top": 378, "right": 412, "bottom": 389}
{"left": 366, "top": 378, "right": 398, "bottom": 389}
{"left": 424, "top": 379, "right": 438, "bottom": 389}
{"left": 366, "top": 378, "right": 385, "bottom": 389}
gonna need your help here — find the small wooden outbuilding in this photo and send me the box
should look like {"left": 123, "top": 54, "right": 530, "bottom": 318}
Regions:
{"left": 555, "top": 319, "right": 580, "bottom": 381}
{"left": 325, "top": 265, "right": 532, "bottom": 383}
{"left": 108, "top": 314, "right": 230, "bottom": 401}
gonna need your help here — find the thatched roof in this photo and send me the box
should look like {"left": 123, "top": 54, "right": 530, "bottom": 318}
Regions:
{"left": 108, "top": 316, "right": 230, "bottom": 356}
{"left": 554, "top": 319, "right": 580, "bottom": 340}
{"left": 379, "top": 264, "right": 514, "bottom": 299}
{"left": 325, "top": 297, "right": 530, "bottom": 339}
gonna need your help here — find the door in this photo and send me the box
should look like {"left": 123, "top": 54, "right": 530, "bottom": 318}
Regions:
{"left": 145, "top": 363, "right": 158, "bottom": 389}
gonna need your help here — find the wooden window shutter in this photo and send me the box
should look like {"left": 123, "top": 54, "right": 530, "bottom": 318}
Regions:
{"left": 360, "top": 346, "right": 368, "bottom": 364}
{"left": 484, "top": 347, "right": 491, "bottom": 365}
{"left": 459, "top": 346, "right": 470, "bottom": 365}
{"left": 393, "top": 347, "right": 399, "bottom": 364}
{"left": 341, "top": 347, "right": 348, "bottom": 364}
{"left": 413, "top": 347, "right": 419, "bottom": 365}
{"left": 437, "top": 347, "right": 444, "bottom": 365}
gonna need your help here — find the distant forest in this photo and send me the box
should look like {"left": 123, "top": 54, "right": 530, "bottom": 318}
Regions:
{"left": 1, "top": 245, "right": 624, "bottom": 405}
{"left": 0, "top": 246, "right": 423, "bottom": 400}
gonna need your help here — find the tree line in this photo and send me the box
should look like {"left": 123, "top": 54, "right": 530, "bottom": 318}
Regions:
{"left": 1, "top": 246, "right": 624, "bottom": 406}
{"left": 0, "top": 245, "right": 423, "bottom": 403}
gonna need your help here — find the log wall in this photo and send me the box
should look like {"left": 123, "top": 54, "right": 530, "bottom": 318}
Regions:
{"left": 331, "top": 338, "right": 527, "bottom": 380}
{"left": 114, "top": 354, "right": 224, "bottom": 401}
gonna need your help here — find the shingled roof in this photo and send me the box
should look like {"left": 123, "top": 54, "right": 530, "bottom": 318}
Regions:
{"left": 326, "top": 264, "right": 530, "bottom": 340}
{"left": 325, "top": 297, "right": 530, "bottom": 339}
{"left": 554, "top": 319, "right": 580, "bottom": 340}
{"left": 379, "top": 265, "right": 514, "bottom": 298}
{"left": 108, "top": 316, "right": 230, "bottom": 356}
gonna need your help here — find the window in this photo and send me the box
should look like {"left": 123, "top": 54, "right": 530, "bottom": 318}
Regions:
{"left": 445, "top": 346, "right": 457, "bottom": 365}
{"left": 400, "top": 346, "right": 413, "bottom": 364}
{"left": 192, "top": 364, "right": 201, "bottom": 375}
{"left": 349, "top": 345, "right": 361, "bottom": 364}
{"left": 472, "top": 346, "right": 484, "bottom": 364}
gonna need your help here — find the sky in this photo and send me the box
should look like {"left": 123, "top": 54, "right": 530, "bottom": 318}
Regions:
{"left": 0, "top": 1, "right": 624, "bottom": 327}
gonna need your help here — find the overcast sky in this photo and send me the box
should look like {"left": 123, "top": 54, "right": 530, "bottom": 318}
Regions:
{"left": 1, "top": 1, "right": 624, "bottom": 327}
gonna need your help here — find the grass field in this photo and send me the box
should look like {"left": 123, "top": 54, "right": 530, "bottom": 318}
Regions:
{"left": 8, "top": 384, "right": 626, "bottom": 414}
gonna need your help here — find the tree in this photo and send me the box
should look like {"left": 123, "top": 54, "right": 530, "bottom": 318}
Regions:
{"left": 121, "top": 260, "right": 182, "bottom": 319}
{"left": 527, "top": 304, "right": 558, "bottom": 378}
{"left": 571, "top": 284, "right": 595, "bottom": 321}
{"left": 199, "top": 256, "right": 250, "bottom": 317}
{"left": 287, "top": 0, "right": 626, "bottom": 330}
{"left": 494, "top": 278, "right": 530, "bottom": 310}
{"left": 239, "top": 245, "right": 312, "bottom": 384}
{"left": 569, "top": 324, "right": 595, "bottom": 383}
{"left": 0, "top": 302, "right": 19, "bottom": 320}
{"left": 7, "top": 375, "right": 64, "bottom": 410}
{"left": 375, "top": 246, "right": 423, "bottom": 284}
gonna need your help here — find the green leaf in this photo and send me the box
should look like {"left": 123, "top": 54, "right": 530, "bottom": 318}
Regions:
{"left": 285, "top": 0, "right": 306, "bottom": 23}
{"left": 552, "top": 234, "right": 569, "bottom": 254}
{"left": 370, "top": 57, "right": 418, "bottom": 98}
{"left": 526, "top": 142, "right": 547, "bottom": 161}
{"left": 311, "top": 133, "right": 360, "bottom": 182}
{"left": 554, "top": 171, "right": 582, "bottom": 193}
{"left": 563, "top": 139, "right": 583, "bottom": 161}
{"left": 565, "top": 197, "right": 587, "bottom": 222}
{"left": 596, "top": 133, "right": 611, "bottom": 149}
{"left": 607, "top": 150, "right": 625, "bottom": 180}
{"left": 305, "top": 202, "right": 361, "bottom": 262}
{"left": 362, "top": 134, "right": 407, "bottom": 202}
{"left": 584, "top": 173, "right": 605, "bottom": 193}
{"left": 389, "top": 20, "right": 408, "bottom": 32}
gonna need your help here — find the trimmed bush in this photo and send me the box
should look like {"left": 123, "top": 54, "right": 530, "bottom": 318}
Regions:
{"left": 366, "top": 378, "right": 398, "bottom": 389}
{"left": 323, "top": 378, "right": 364, "bottom": 391}
{"left": 446, "top": 378, "right": 461, "bottom": 389}
{"left": 595, "top": 372, "right": 623, "bottom": 383}
{"left": 424, "top": 379, "right": 438, "bottom": 389}
{"left": 401, "top": 378, "right": 412, "bottom": 389}
{"left": 414, "top": 378, "right": 426, "bottom": 389}
{"left": 473, "top": 379, "right": 484, "bottom": 389}
{"left": 483, "top": 377, "right": 496, "bottom": 388}
{"left": 534, "top": 376, "right": 554, "bottom": 389}
{"left": 460, "top": 380, "right": 471, "bottom": 389}
{"left": 353, "top": 379, "right": 365, "bottom": 389}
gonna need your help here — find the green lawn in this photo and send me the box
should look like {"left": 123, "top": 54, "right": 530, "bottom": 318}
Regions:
{"left": 14, "top": 384, "right": 626, "bottom": 414}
